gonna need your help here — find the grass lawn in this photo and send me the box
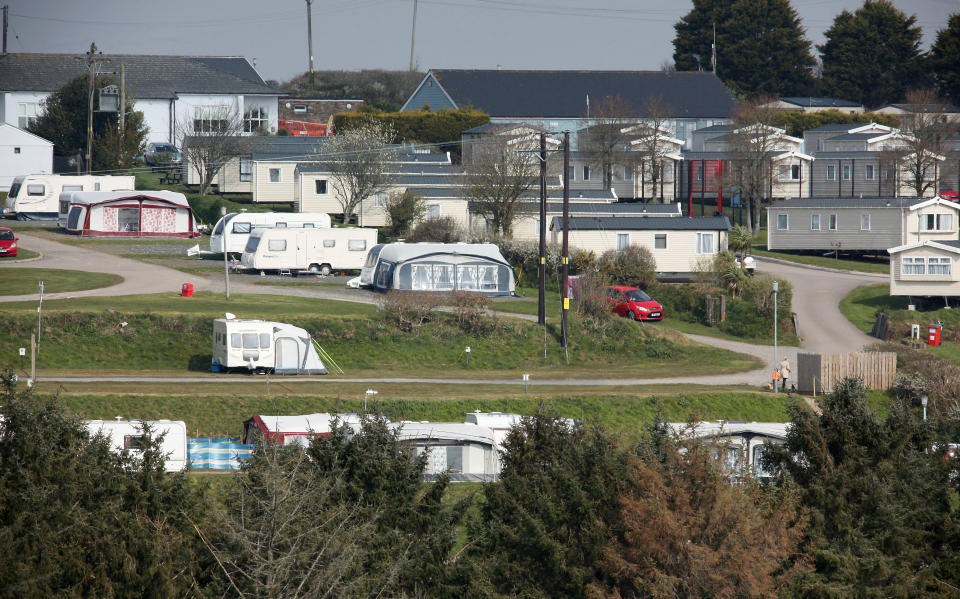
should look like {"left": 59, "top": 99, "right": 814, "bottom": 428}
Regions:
{"left": 1, "top": 248, "right": 40, "bottom": 261}
{"left": 0, "top": 268, "right": 123, "bottom": 295}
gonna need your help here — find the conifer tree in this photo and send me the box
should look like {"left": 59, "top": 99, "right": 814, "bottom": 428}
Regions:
{"left": 930, "top": 14, "right": 960, "bottom": 106}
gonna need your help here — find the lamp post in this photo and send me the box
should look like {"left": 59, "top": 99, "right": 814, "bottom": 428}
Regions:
{"left": 364, "top": 388, "right": 378, "bottom": 413}
{"left": 772, "top": 279, "right": 779, "bottom": 368}
{"left": 221, "top": 206, "right": 230, "bottom": 301}
{"left": 921, "top": 395, "right": 928, "bottom": 421}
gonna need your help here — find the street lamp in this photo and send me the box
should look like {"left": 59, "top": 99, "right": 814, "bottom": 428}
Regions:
{"left": 772, "top": 279, "right": 779, "bottom": 371}
{"left": 921, "top": 395, "right": 928, "bottom": 421}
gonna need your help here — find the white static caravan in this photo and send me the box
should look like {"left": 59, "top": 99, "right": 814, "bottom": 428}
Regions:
{"left": 669, "top": 421, "right": 789, "bottom": 480}
{"left": 84, "top": 419, "right": 188, "bottom": 472}
{"left": 392, "top": 422, "right": 500, "bottom": 482}
{"left": 239, "top": 227, "right": 377, "bottom": 275}
{"left": 60, "top": 191, "right": 200, "bottom": 237}
{"left": 359, "top": 243, "right": 516, "bottom": 296}
{"left": 209, "top": 211, "right": 333, "bottom": 254}
{"left": 5, "top": 174, "right": 135, "bottom": 220}
{"left": 211, "top": 318, "right": 327, "bottom": 375}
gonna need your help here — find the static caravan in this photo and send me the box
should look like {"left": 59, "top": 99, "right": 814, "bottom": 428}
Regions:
{"left": 4, "top": 174, "right": 135, "bottom": 220}
{"left": 359, "top": 242, "right": 516, "bottom": 296}
{"left": 84, "top": 419, "right": 188, "bottom": 472}
{"left": 211, "top": 317, "right": 328, "bottom": 375}
{"left": 242, "top": 413, "right": 366, "bottom": 446}
{"left": 209, "top": 211, "right": 332, "bottom": 254}
{"left": 887, "top": 240, "right": 960, "bottom": 298}
{"left": 669, "top": 421, "right": 788, "bottom": 480}
{"left": 392, "top": 421, "right": 500, "bottom": 482}
{"left": 61, "top": 190, "right": 200, "bottom": 237}
{"left": 239, "top": 227, "right": 377, "bottom": 275}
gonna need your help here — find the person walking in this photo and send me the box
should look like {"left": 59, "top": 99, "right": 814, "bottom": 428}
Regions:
{"left": 778, "top": 356, "right": 792, "bottom": 392}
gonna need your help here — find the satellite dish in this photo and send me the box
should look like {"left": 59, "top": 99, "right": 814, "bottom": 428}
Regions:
{"left": 225, "top": 312, "right": 236, "bottom": 320}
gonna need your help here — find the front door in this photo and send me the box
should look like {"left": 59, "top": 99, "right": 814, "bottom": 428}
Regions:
{"left": 274, "top": 337, "right": 300, "bottom": 373}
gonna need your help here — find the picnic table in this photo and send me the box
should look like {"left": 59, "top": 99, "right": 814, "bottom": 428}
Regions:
{"left": 159, "top": 168, "right": 183, "bottom": 185}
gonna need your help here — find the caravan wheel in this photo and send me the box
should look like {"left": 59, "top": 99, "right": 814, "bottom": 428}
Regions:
{"left": 308, "top": 263, "right": 320, "bottom": 274}
{"left": 319, "top": 264, "right": 332, "bottom": 276}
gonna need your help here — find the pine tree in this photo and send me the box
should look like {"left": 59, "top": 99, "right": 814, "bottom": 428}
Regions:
{"left": 930, "top": 14, "right": 960, "bottom": 106}
{"left": 818, "top": 0, "right": 926, "bottom": 108}
{"left": 673, "top": 0, "right": 735, "bottom": 73}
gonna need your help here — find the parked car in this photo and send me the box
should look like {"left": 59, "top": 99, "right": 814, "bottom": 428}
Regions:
{"left": 604, "top": 285, "right": 663, "bottom": 321}
{"left": 735, "top": 255, "right": 756, "bottom": 275}
{"left": 940, "top": 189, "right": 959, "bottom": 202}
{"left": 0, "top": 227, "right": 18, "bottom": 256}
{"left": 143, "top": 142, "right": 181, "bottom": 166}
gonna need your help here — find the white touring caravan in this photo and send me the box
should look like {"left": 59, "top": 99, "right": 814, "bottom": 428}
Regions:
{"left": 84, "top": 419, "right": 189, "bottom": 472}
{"left": 239, "top": 227, "right": 377, "bottom": 275}
{"left": 4, "top": 174, "right": 135, "bottom": 220}
{"left": 209, "top": 211, "right": 333, "bottom": 254}
{"left": 212, "top": 317, "right": 328, "bottom": 375}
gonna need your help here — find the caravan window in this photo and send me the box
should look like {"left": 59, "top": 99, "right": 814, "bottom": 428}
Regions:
{"left": 323, "top": 239, "right": 335, "bottom": 248}
{"left": 67, "top": 207, "right": 83, "bottom": 229}
{"left": 267, "top": 239, "right": 287, "bottom": 251}
{"left": 275, "top": 222, "right": 287, "bottom": 228}
{"left": 348, "top": 239, "right": 367, "bottom": 251}
{"left": 242, "top": 333, "right": 260, "bottom": 349}
{"left": 303, "top": 223, "right": 315, "bottom": 228}
{"left": 479, "top": 265, "right": 499, "bottom": 290}
{"left": 411, "top": 264, "right": 433, "bottom": 290}
{"left": 8, "top": 182, "right": 21, "bottom": 198}
{"left": 232, "top": 222, "right": 251, "bottom": 234}
{"left": 244, "top": 236, "right": 261, "bottom": 253}
{"left": 118, "top": 208, "right": 139, "bottom": 232}
{"left": 60, "top": 200, "right": 70, "bottom": 215}
{"left": 231, "top": 333, "right": 242, "bottom": 348}
{"left": 260, "top": 333, "right": 271, "bottom": 348}
{"left": 457, "top": 265, "right": 479, "bottom": 290}
{"left": 123, "top": 435, "right": 146, "bottom": 450}
{"left": 27, "top": 184, "right": 44, "bottom": 196}
{"left": 63, "top": 185, "right": 83, "bottom": 192}
{"left": 434, "top": 265, "right": 455, "bottom": 290}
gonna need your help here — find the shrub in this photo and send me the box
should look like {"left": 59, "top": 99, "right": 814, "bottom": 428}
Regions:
{"left": 450, "top": 291, "right": 500, "bottom": 335}
{"left": 384, "top": 190, "right": 425, "bottom": 238}
{"left": 573, "top": 269, "right": 613, "bottom": 323}
{"left": 407, "top": 216, "right": 464, "bottom": 243}
{"left": 378, "top": 290, "right": 441, "bottom": 333}
{"left": 598, "top": 245, "right": 657, "bottom": 291}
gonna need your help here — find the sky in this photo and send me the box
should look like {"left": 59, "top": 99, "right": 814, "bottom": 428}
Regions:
{"left": 4, "top": 0, "right": 955, "bottom": 84}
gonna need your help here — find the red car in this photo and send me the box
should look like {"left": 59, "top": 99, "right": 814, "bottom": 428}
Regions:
{"left": 939, "top": 189, "right": 959, "bottom": 202}
{"left": 604, "top": 285, "right": 664, "bottom": 321}
{"left": 0, "top": 227, "right": 18, "bottom": 257}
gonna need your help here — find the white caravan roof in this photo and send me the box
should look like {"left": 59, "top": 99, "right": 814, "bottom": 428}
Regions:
{"left": 62, "top": 190, "right": 190, "bottom": 208}
{"left": 392, "top": 421, "right": 496, "bottom": 446}
{"left": 376, "top": 242, "right": 510, "bottom": 265}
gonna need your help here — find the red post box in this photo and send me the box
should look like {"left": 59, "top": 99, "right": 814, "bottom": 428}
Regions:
{"left": 181, "top": 283, "right": 194, "bottom": 297}
{"left": 927, "top": 324, "right": 942, "bottom": 346}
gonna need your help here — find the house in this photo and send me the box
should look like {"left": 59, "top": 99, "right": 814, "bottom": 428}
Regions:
{"left": 507, "top": 196, "right": 676, "bottom": 242}
{"left": 766, "top": 197, "right": 960, "bottom": 252}
{"left": 887, "top": 240, "right": 960, "bottom": 298}
{"left": 60, "top": 190, "right": 200, "bottom": 237}
{"left": 802, "top": 122, "right": 894, "bottom": 154}
{"left": 392, "top": 421, "right": 500, "bottom": 482}
{"left": 676, "top": 150, "right": 814, "bottom": 208}
{"left": 0, "top": 123, "right": 52, "bottom": 192}
{"left": 874, "top": 103, "right": 960, "bottom": 125}
{"left": 401, "top": 69, "right": 737, "bottom": 149}
{"left": 763, "top": 97, "right": 864, "bottom": 114}
{"left": 669, "top": 421, "right": 788, "bottom": 480}
{"left": 0, "top": 53, "right": 282, "bottom": 146}
{"left": 552, "top": 215, "right": 730, "bottom": 273}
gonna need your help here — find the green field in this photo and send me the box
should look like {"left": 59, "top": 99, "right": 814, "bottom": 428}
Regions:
{"left": 0, "top": 247, "right": 40, "bottom": 261}
{"left": 0, "top": 268, "right": 123, "bottom": 295}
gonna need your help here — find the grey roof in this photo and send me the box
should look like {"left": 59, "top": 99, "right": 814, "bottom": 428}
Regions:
{"left": 938, "top": 240, "right": 960, "bottom": 249}
{"left": 0, "top": 53, "right": 279, "bottom": 97}
{"left": 780, "top": 97, "right": 861, "bottom": 108}
{"left": 769, "top": 197, "right": 927, "bottom": 209}
{"left": 423, "top": 69, "right": 737, "bottom": 119}
{"left": 552, "top": 215, "right": 730, "bottom": 231}
{"left": 882, "top": 103, "right": 960, "bottom": 113}
{"left": 825, "top": 132, "right": 883, "bottom": 141}
{"left": 813, "top": 151, "right": 895, "bottom": 159}
{"left": 693, "top": 124, "right": 732, "bottom": 133}
{"left": 461, "top": 122, "right": 539, "bottom": 135}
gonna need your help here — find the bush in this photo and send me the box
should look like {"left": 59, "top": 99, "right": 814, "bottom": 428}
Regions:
{"left": 407, "top": 216, "right": 464, "bottom": 243}
{"left": 573, "top": 269, "right": 613, "bottom": 323}
{"left": 384, "top": 190, "right": 425, "bottom": 238}
{"left": 450, "top": 291, "right": 499, "bottom": 335}
{"left": 378, "top": 291, "right": 442, "bottom": 333}
{"left": 598, "top": 245, "right": 657, "bottom": 291}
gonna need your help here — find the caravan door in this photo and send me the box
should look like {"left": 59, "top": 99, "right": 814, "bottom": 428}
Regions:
{"left": 296, "top": 232, "right": 307, "bottom": 269}
{"left": 275, "top": 337, "right": 301, "bottom": 374}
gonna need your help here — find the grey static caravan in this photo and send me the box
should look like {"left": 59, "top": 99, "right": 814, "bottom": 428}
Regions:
{"left": 239, "top": 227, "right": 377, "bottom": 275}
{"left": 669, "top": 421, "right": 789, "bottom": 481}
{"left": 209, "top": 211, "right": 332, "bottom": 254}
{"left": 5, "top": 174, "right": 135, "bottom": 221}
{"left": 392, "top": 421, "right": 500, "bottom": 482}
{"left": 212, "top": 318, "right": 327, "bottom": 375}
{"left": 359, "top": 242, "right": 516, "bottom": 296}
{"left": 84, "top": 419, "right": 188, "bottom": 472}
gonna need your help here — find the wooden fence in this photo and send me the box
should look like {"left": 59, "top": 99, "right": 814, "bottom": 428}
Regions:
{"left": 796, "top": 352, "right": 897, "bottom": 394}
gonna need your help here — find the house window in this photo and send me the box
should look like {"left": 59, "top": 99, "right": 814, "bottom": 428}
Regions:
{"left": 583, "top": 165, "right": 590, "bottom": 181}
{"left": 842, "top": 164, "right": 851, "bottom": 180}
{"left": 654, "top": 233, "right": 667, "bottom": 249}
{"left": 616, "top": 233, "right": 629, "bottom": 250}
{"left": 426, "top": 204, "right": 440, "bottom": 219}
{"left": 315, "top": 179, "right": 328, "bottom": 194}
{"left": 865, "top": 164, "right": 875, "bottom": 180}
{"left": 929, "top": 257, "right": 952, "bottom": 275}
{"left": 624, "top": 166, "right": 632, "bottom": 181}
{"left": 123, "top": 435, "right": 146, "bottom": 450}
{"left": 696, "top": 232, "right": 715, "bottom": 254}
{"left": 373, "top": 192, "right": 388, "bottom": 208}
{"left": 776, "top": 214, "right": 788, "bottom": 231}
{"left": 811, "top": 214, "right": 820, "bottom": 230}
{"left": 921, "top": 214, "right": 953, "bottom": 232}
{"left": 902, "top": 257, "right": 925, "bottom": 275}
{"left": 17, "top": 102, "right": 40, "bottom": 129}
{"left": 244, "top": 107, "right": 268, "bottom": 133}
{"left": 267, "top": 239, "right": 287, "bottom": 251}
{"left": 193, "top": 105, "right": 229, "bottom": 133}
{"left": 568, "top": 166, "right": 575, "bottom": 181}
{"left": 779, "top": 164, "right": 800, "bottom": 181}
{"left": 860, "top": 213, "right": 871, "bottom": 231}
{"left": 826, "top": 165, "right": 836, "bottom": 181}
{"left": 239, "top": 159, "right": 252, "bottom": 182}
{"left": 829, "top": 214, "right": 838, "bottom": 230}
{"left": 269, "top": 168, "right": 281, "bottom": 183}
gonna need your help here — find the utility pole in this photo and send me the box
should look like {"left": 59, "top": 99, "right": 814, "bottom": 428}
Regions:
{"left": 2, "top": 5, "right": 8, "bottom": 56}
{"left": 119, "top": 62, "right": 126, "bottom": 165}
{"left": 561, "top": 131, "right": 570, "bottom": 357}
{"left": 538, "top": 132, "right": 547, "bottom": 326}
{"left": 306, "top": 0, "right": 314, "bottom": 86}
{"left": 77, "top": 43, "right": 107, "bottom": 175}
{"left": 409, "top": 0, "right": 418, "bottom": 71}
{"left": 712, "top": 22, "right": 717, "bottom": 73}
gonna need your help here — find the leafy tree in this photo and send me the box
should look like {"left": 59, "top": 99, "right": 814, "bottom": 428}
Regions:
{"left": 728, "top": 223, "right": 752, "bottom": 266}
{"left": 28, "top": 73, "right": 148, "bottom": 171}
{"left": 407, "top": 215, "right": 464, "bottom": 243}
{"left": 0, "top": 372, "right": 205, "bottom": 598}
{"left": 599, "top": 245, "right": 657, "bottom": 291}
{"left": 819, "top": 0, "right": 926, "bottom": 108}
{"left": 317, "top": 122, "right": 398, "bottom": 224}
{"left": 384, "top": 189, "right": 426, "bottom": 238}
{"left": 930, "top": 14, "right": 960, "bottom": 105}
{"left": 763, "top": 378, "right": 960, "bottom": 597}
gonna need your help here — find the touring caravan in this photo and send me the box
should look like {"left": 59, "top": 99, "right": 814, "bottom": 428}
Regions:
{"left": 59, "top": 190, "right": 200, "bottom": 237}
{"left": 211, "top": 317, "right": 328, "bottom": 375}
{"left": 4, "top": 174, "right": 135, "bottom": 220}
{"left": 210, "top": 211, "right": 332, "bottom": 254}
{"left": 359, "top": 242, "right": 516, "bottom": 296}
{"left": 239, "top": 227, "right": 377, "bottom": 275}
{"left": 84, "top": 419, "right": 188, "bottom": 472}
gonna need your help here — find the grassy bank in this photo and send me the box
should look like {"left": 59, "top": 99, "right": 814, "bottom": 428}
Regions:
{"left": 0, "top": 268, "right": 123, "bottom": 295}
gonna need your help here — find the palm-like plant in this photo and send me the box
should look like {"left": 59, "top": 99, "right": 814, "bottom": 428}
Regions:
{"left": 728, "top": 224, "right": 753, "bottom": 267}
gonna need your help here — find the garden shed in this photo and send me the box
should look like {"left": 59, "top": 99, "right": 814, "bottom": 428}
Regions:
{"left": 62, "top": 190, "right": 199, "bottom": 237}
{"left": 361, "top": 242, "right": 515, "bottom": 296}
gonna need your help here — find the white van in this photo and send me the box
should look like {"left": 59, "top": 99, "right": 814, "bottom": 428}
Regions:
{"left": 210, "top": 211, "right": 332, "bottom": 254}
{"left": 239, "top": 227, "right": 378, "bottom": 275}
{"left": 84, "top": 419, "right": 188, "bottom": 472}
{"left": 5, "top": 174, "right": 136, "bottom": 221}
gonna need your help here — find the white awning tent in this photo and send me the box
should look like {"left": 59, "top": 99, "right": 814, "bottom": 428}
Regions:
{"left": 365, "top": 242, "right": 516, "bottom": 296}
{"left": 392, "top": 421, "right": 500, "bottom": 482}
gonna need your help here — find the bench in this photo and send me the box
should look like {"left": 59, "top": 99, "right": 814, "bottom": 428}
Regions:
{"left": 159, "top": 171, "right": 183, "bottom": 185}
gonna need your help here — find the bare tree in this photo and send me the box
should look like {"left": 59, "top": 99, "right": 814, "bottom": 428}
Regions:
{"left": 318, "top": 122, "right": 397, "bottom": 224}
{"left": 627, "top": 96, "right": 677, "bottom": 200}
{"left": 729, "top": 97, "right": 784, "bottom": 234}
{"left": 579, "top": 95, "right": 637, "bottom": 189}
{"left": 895, "top": 89, "right": 955, "bottom": 197}
{"left": 177, "top": 105, "right": 249, "bottom": 196}
{"left": 462, "top": 135, "right": 543, "bottom": 238}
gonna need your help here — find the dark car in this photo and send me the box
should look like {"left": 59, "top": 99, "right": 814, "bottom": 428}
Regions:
{"left": 143, "top": 142, "right": 181, "bottom": 166}
{"left": 0, "top": 227, "right": 19, "bottom": 257}
{"left": 603, "top": 285, "right": 664, "bottom": 321}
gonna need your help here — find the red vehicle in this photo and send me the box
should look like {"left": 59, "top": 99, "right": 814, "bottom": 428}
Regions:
{"left": 0, "top": 227, "right": 18, "bottom": 257}
{"left": 939, "top": 189, "right": 959, "bottom": 202}
{"left": 604, "top": 285, "right": 664, "bottom": 321}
